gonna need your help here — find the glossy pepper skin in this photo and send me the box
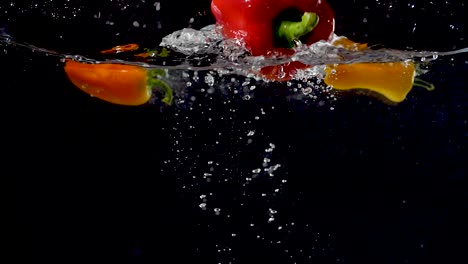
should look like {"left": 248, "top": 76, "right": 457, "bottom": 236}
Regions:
{"left": 64, "top": 60, "right": 173, "bottom": 106}
{"left": 211, "top": 0, "right": 334, "bottom": 81}
{"left": 211, "top": 0, "right": 335, "bottom": 56}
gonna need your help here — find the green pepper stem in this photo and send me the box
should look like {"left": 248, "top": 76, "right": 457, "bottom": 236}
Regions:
{"left": 147, "top": 69, "right": 174, "bottom": 105}
{"left": 277, "top": 12, "right": 319, "bottom": 48}
{"left": 143, "top": 47, "right": 171, "bottom": 58}
{"left": 413, "top": 78, "right": 435, "bottom": 91}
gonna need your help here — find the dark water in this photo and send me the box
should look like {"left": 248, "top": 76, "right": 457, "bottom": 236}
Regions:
{"left": 8, "top": 1, "right": 467, "bottom": 264}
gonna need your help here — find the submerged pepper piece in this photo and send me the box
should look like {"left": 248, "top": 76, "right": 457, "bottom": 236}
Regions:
{"left": 64, "top": 60, "right": 172, "bottom": 106}
{"left": 324, "top": 62, "right": 416, "bottom": 103}
{"left": 100, "top": 44, "right": 140, "bottom": 54}
{"left": 324, "top": 37, "right": 425, "bottom": 103}
{"left": 65, "top": 60, "right": 150, "bottom": 105}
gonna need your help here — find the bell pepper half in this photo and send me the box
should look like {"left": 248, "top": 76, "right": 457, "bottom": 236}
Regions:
{"left": 211, "top": 0, "right": 335, "bottom": 81}
{"left": 324, "top": 37, "right": 434, "bottom": 103}
{"left": 211, "top": 0, "right": 335, "bottom": 55}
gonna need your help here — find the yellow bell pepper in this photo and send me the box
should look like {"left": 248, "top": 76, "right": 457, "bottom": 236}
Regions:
{"left": 324, "top": 37, "right": 432, "bottom": 103}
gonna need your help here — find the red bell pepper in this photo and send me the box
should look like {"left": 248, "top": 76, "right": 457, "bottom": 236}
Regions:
{"left": 211, "top": 0, "right": 335, "bottom": 81}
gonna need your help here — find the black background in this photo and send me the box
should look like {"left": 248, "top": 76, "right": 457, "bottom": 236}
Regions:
{"left": 7, "top": 1, "right": 467, "bottom": 264}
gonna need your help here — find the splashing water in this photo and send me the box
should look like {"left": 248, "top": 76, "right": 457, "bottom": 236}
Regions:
{"left": 158, "top": 25, "right": 468, "bottom": 70}
{"left": 1, "top": 24, "right": 467, "bottom": 105}
{"left": 2, "top": 24, "right": 467, "bottom": 71}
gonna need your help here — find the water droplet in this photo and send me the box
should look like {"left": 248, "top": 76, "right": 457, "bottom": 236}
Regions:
{"left": 204, "top": 74, "right": 215, "bottom": 86}
{"left": 154, "top": 1, "right": 161, "bottom": 11}
{"left": 302, "top": 87, "right": 313, "bottom": 95}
